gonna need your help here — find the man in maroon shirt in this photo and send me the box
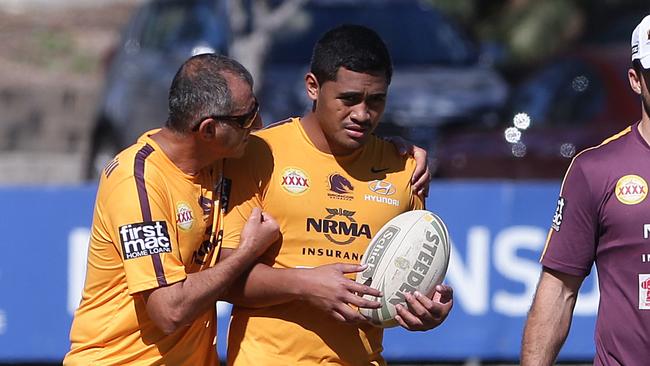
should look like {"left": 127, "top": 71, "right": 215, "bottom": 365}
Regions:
{"left": 521, "top": 15, "right": 650, "bottom": 366}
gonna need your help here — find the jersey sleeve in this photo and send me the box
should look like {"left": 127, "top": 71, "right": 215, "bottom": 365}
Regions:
{"left": 540, "top": 157, "right": 597, "bottom": 277}
{"left": 101, "top": 171, "right": 187, "bottom": 294}
{"left": 222, "top": 136, "right": 273, "bottom": 249}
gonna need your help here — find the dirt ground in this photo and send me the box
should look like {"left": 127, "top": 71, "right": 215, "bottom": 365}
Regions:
{"left": 0, "top": 3, "right": 135, "bottom": 86}
{"left": 0, "top": 2, "right": 136, "bottom": 184}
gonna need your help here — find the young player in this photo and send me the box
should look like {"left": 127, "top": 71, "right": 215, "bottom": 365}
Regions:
{"left": 221, "top": 25, "right": 453, "bottom": 365}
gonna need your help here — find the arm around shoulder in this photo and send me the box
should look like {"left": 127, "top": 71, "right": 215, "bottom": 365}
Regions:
{"left": 520, "top": 267, "right": 584, "bottom": 366}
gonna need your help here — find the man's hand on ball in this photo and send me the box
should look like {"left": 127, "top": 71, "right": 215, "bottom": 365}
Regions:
{"left": 299, "top": 263, "right": 382, "bottom": 324}
{"left": 394, "top": 284, "right": 453, "bottom": 331}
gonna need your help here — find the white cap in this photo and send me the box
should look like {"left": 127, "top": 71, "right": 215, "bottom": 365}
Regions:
{"left": 632, "top": 15, "right": 650, "bottom": 69}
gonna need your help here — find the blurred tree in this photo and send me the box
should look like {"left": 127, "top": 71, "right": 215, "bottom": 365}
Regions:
{"left": 229, "top": 0, "right": 306, "bottom": 92}
{"left": 483, "top": 0, "right": 584, "bottom": 65}
{"left": 424, "top": 0, "right": 476, "bottom": 24}
{"left": 429, "top": 0, "right": 585, "bottom": 80}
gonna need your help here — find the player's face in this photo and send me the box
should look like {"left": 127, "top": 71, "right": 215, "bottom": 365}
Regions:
{"left": 311, "top": 67, "right": 388, "bottom": 155}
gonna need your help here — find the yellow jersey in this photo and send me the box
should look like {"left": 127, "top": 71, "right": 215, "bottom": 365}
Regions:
{"left": 222, "top": 118, "right": 423, "bottom": 365}
{"left": 65, "top": 129, "right": 222, "bottom": 365}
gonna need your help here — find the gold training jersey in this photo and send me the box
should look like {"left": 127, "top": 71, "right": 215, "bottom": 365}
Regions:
{"left": 65, "top": 130, "right": 222, "bottom": 366}
{"left": 222, "top": 118, "right": 423, "bottom": 365}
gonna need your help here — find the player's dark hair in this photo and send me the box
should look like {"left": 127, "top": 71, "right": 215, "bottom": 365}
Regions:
{"left": 166, "top": 53, "right": 253, "bottom": 133}
{"left": 310, "top": 24, "right": 392, "bottom": 85}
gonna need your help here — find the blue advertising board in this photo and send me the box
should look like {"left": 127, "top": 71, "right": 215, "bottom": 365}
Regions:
{"left": 0, "top": 182, "right": 597, "bottom": 362}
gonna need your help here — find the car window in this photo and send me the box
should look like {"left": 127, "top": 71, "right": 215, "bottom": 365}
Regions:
{"left": 266, "top": 1, "right": 477, "bottom": 66}
{"left": 139, "top": 1, "right": 225, "bottom": 51}
{"left": 548, "top": 62, "right": 604, "bottom": 125}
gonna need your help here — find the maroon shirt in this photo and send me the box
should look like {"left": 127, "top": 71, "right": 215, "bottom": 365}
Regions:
{"left": 542, "top": 122, "right": 650, "bottom": 366}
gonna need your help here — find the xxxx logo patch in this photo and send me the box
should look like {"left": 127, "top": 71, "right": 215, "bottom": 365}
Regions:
{"left": 616, "top": 175, "right": 648, "bottom": 205}
{"left": 280, "top": 167, "right": 310, "bottom": 195}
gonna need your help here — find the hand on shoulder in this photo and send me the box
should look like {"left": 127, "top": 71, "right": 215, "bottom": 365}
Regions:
{"left": 239, "top": 207, "right": 280, "bottom": 257}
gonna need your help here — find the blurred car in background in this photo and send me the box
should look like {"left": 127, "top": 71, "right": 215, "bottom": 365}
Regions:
{"left": 85, "top": 0, "right": 230, "bottom": 179}
{"left": 430, "top": 11, "right": 643, "bottom": 179}
{"left": 256, "top": 0, "right": 508, "bottom": 146}
{"left": 85, "top": 0, "right": 508, "bottom": 179}
{"left": 432, "top": 44, "right": 638, "bottom": 179}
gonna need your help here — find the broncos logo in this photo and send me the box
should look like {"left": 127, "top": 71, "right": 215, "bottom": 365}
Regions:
{"left": 328, "top": 173, "right": 354, "bottom": 194}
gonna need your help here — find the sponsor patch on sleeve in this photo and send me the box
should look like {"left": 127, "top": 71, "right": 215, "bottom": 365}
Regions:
{"left": 119, "top": 221, "right": 172, "bottom": 260}
{"left": 551, "top": 196, "right": 566, "bottom": 232}
{"left": 639, "top": 274, "right": 650, "bottom": 310}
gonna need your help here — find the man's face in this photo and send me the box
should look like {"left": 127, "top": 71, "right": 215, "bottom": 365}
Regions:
{"left": 312, "top": 67, "right": 388, "bottom": 155}
{"left": 213, "top": 75, "right": 257, "bottom": 158}
{"left": 215, "top": 117, "right": 254, "bottom": 159}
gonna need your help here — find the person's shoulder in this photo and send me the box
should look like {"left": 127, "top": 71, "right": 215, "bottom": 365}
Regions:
{"left": 363, "top": 134, "right": 395, "bottom": 156}
{"left": 227, "top": 132, "right": 275, "bottom": 170}
{"left": 99, "top": 138, "right": 168, "bottom": 187}
{"left": 369, "top": 135, "right": 409, "bottom": 163}
{"left": 100, "top": 141, "right": 143, "bottom": 179}
{"left": 363, "top": 135, "right": 415, "bottom": 177}
{"left": 254, "top": 117, "right": 296, "bottom": 140}
{"left": 243, "top": 117, "right": 299, "bottom": 159}
{"left": 369, "top": 134, "right": 395, "bottom": 148}
{"left": 571, "top": 125, "right": 634, "bottom": 168}
{"left": 560, "top": 125, "right": 636, "bottom": 193}
{"left": 93, "top": 142, "right": 147, "bottom": 200}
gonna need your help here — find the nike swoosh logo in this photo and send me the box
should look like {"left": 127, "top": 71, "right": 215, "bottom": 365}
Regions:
{"left": 371, "top": 167, "right": 389, "bottom": 173}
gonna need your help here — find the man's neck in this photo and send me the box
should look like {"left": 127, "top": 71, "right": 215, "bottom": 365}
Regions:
{"left": 300, "top": 114, "right": 331, "bottom": 154}
{"left": 150, "top": 128, "right": 212, "bottom": 176}
{"left": 637, "top": 113, "right": 650, "bottom": 147}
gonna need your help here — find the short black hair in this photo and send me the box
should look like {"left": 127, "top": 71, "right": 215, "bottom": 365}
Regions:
{"left": 633, "top": 59, "right": 646, "bottom": 75}
{"left": 166, "top": 53, "right": 253, "bottom": 133}
{"left": 310, "top": 24, "right": 392, "bottom": 85}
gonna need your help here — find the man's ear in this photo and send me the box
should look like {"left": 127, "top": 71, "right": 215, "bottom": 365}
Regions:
{"left": 196, "top": 119, "right": 216, "bottom": 140}
{"left": 305, "top": 73, "right": 320, "bottom": 102}
{"left": 629, "top": 68, "right": 643, "bottom": 95}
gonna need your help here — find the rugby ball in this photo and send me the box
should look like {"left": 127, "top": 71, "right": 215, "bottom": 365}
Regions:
{"left": 356, "top": 210, "right": 450, "bottom": 328}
